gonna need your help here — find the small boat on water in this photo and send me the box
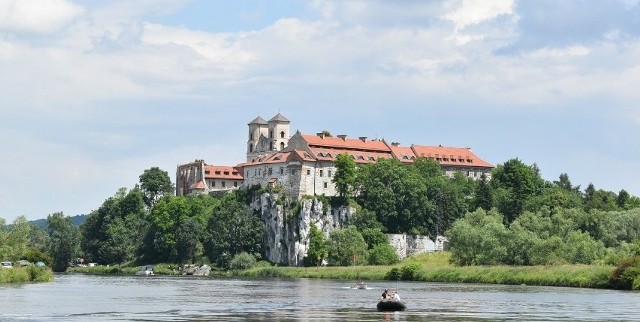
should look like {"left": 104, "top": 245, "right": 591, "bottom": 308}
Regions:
{"left": 377, "top": 299, "right": 406, "bottom": 311}
{"left": 352, "top": 281, "right": 367, "bottom": 289}
{"left": 135, "top": 265, "right": 154, "bottom": 276}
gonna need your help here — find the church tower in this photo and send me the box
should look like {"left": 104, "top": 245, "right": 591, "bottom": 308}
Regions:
{"left": 247, "top": 116, "right": 268, "bottom": 162}
{"left": 267, "top": 113, "right": 290, "bottom": 152}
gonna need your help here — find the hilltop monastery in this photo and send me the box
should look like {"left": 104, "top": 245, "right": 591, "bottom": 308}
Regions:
{"left": 176, "top": 113, "right": 493, "bottom": 198}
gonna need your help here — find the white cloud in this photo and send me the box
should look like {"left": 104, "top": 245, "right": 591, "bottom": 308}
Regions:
{"left": 0, "top": 0, "right": 83, "bottom": 33}
{"left": 443, "top": 0, "right": 515, "bottom": 30}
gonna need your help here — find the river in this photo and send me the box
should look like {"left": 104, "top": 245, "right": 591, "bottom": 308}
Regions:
{"left": 1, "top": 274, "right": 639, "bottom": 321}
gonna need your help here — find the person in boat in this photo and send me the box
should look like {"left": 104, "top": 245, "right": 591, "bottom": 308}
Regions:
{"left": 381, "top": 289, "right": 389, "bottom": 300}
{"left": 392, "top": 291, "right": 401, "bottom": 301}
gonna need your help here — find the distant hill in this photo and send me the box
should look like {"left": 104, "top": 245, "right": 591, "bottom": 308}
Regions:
{"left": 29, "top": 214, "right": 88, "bottom": 230}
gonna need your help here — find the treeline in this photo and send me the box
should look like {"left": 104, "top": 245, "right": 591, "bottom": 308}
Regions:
{"left": 3, "top": 158, "right": 640, "bottom": 277}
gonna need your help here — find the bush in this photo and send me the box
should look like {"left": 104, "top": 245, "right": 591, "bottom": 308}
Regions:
{"left": 610, "top": 256, "right": 640, "bottom": 290}
{"left": 368, "top": 244, "right": 399, "bottom": 265}
{"left": 229, "top": 252, "right": 257, "bottom": 270}
{"left": 385, "top": 267, "right": 401, "bottom": 280}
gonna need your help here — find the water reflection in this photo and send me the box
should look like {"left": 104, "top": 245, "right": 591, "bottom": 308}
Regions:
{"left": 1, "top": 274, "right": 639, "bottom": 321}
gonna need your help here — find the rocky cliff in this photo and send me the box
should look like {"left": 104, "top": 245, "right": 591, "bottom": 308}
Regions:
{"left": 251, "top": 193, "right": 354, "bottom": 266}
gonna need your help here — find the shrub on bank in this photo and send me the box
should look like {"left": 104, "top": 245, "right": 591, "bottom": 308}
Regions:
{"left": 610, "top": 256, "right": 640, "bottom": 290}
{"left": 0, "top": 266, "right": 53, "bottom": 283}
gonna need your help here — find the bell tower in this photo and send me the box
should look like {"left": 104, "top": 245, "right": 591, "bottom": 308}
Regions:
{"left": 247, "top": 116, "right": 268, "bottom": 162}
{"left": 268, "top": 113, "right": 290, "bottom": 152}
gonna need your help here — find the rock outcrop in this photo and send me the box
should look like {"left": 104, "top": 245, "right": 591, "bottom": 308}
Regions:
{"left": 252, "top": 193, "right": 354, "bottom": 266}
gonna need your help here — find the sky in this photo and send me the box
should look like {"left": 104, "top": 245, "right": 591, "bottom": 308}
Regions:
{"left": 1, "top": 0, "right": 639, "bottom": 222}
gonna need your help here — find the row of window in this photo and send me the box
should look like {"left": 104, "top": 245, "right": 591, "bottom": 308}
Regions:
{"left": 249, "top": 130, "right": 286, "bottom": 141}
{"left": 209, "top": 180, "right": 239, "bottom": 188}
{"left": 306, "top": 169, "right": 332, "bottom": 177}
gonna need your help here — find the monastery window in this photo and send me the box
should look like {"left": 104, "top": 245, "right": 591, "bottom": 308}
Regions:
{"left": 307, "top": 169, "right": 311, "bottom": 175}
{"left": 280, "top": 167, "right": 284, "bottom": 175}
{"left": 468, "top": 170, "right": 475, "bottom": 177}
{"left": 211, "top": 181, "right": 216, "bottom": 187}
{"left": 270, "top": 142, "right": 274, "bottom": 150}
{"left": 234, "top": 182, "right": 238, "bottom": 187}
{"left": 258, "top": 169, "right": 261, "bottom": 176}
{"left": 269, "top": 130, "right": 273, "bottom": 138}
{"left": 323, "top": 182, "right": 328, "bottom": 189}
{"left": 280, "top": 131, "right": 285, "bottom": 138}
{"left": 249, "top": 145, "right": 253, "bottom": 152}
{"left": 222, "top": 181, "right": 226, "bottom": 188}
{"left": 328, "top": 170, "right": 332, "bottom": 177}
{"left": 319, "top": 170, "right": 324, "bottom": 177}
{"left": 280, "top": 142, "right": 285, "bottom": 150}
{"left": 268, "top": 168, "right": 272, "bottom": 175}
{"left": 250, "top": 132, "right": 254, "bottom": 140}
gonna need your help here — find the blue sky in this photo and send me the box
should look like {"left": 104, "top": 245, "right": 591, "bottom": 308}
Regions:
{"left": 1, "top": 0, "right": 639, "bottom": 222}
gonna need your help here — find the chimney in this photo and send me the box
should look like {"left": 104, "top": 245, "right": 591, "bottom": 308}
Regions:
{"left": 359, "top": 136, "right": 367, "bottom": 142}
{"left": 337, "top": 135, "right": 347, "bottom": 141}
{"left": 316, "top": 132, "right": 325, "bottom": 139}
{"left": 391, "top": 142, "right": 400, "bottom": 147}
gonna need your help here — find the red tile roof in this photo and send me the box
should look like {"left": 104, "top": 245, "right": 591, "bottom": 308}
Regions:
{"left": 190, "top": 180, "right": 206, "bottom": 190}
{"left": 310, "top": 147, "right": 392, "bottom": 164}
{"left": 204, "top": 165, "right": 243, "bottom": 180}
{"left": 410, "top": 145, "right": 492, "bottom": 167}
{"left": 302, "top": 134, "right": 390, "bottom": 152}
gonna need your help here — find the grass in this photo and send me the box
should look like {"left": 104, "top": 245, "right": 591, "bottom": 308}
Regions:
{"left": 237, "top": 252, "right": 616, "bottom": 289}
{"left": 0, "top": 266, "right": 54, "bottom": 283}
{"left": 64, "top": 252, "right": 620, "bottom": 290}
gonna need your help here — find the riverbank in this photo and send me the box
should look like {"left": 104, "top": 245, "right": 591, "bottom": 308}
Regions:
{"left": 0, "top": 266, "right": 53, "bottom": 283}
{"left": 238, "top": 252, "right": 616, "bottom": 289}
{"left": 67, "top": 252, "right": 627, "bottom": 290}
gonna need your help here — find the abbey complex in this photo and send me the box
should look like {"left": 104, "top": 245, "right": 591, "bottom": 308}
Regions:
{"left": 176, "top": 113, "right": 493, "bottom": 198}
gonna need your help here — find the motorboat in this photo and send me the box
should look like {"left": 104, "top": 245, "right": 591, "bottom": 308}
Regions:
{"left": 376, "top": 299, "right": 406, "bottom": 311}
{"left": 135, "top": 265, "right": 154, "bottom": 276}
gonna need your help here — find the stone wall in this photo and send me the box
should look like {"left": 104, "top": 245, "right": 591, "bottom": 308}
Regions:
{"left": 387, "top": 234, "right": 446, "bottom": 260}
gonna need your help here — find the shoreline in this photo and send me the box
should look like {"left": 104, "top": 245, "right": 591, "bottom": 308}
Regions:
{"left": 66, "top": 252, "right": 625, "bottom": 290}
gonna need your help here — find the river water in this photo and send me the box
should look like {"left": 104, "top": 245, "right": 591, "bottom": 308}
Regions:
{"left": 1, "top": 274, "right": 639, "bottom": 321}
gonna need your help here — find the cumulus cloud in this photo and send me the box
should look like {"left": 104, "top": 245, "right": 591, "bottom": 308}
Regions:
{"left": 0, "top": 0, "right": 83, "bottom": 33}
{"left": 443, "top": 0, "right": 515, "bottom": 30}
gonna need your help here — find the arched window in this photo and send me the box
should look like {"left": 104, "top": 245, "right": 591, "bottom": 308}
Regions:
{"left": 249, "top": 145, "right": 253, "bottom": 152}
{"left": 280, "top": 142, "right": 285, "bottom": 150}
{"left": 269, "top": 130, "right": 273, "bottom": 138}
{"left": 250, "top": 132, "right": 254, "bottom": 140}
{"left": 280, "top": 131, "right": 285, "bottom": 138}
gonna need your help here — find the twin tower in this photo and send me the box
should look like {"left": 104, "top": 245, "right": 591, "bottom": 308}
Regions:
{"left": 246, "top": 113, "right": 290, "bottom": 162}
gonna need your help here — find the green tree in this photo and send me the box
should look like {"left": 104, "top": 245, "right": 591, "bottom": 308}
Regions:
{"left": 360, "top": 227, "right": 388, "bottom": 249}
{"left": 355, "top": 158, "right": 433, "bottom": 234}
{"left": 446, "top": 209, "right": 509, "bottom": 266}
{"left": 204, "top": 196, "right": 263, "bottom": 268}
{"left": 81, "top": 188, "right": 146, "bottom": 264}
{"left": 348, "top": 208, "right": 383, "bottom": 231}
{"left": 413, "top": 157, "right": 442, "bottom": 179}
{"left": 175, "top": 218, "right": 202, "bottom": 264}
{"left": 306, "top": 224, "right": 327, "bottom": 267}
{"left": 367, "top": 243, "right": 399, "bottom": 265}
{"left": 472, "top": 173, "right": 493, "bottom": 211}
{"left": 3, "top": 216, "right": 31, "bottom": 261}
{"left": 139, "top": 167, "right": 174, "bottom": 208}
{"left": 48, "top": 212, "right": 79, "bottom": 272}
{"left": 491, "top": 158, "right": 544, "bottom": 223}
{"left": 326, "top": 226, "right": 368, "bottom": 266}
{"left": 617, "top": 189, "right": 630, "bottom": 209}
{"left": 333, "top": 153, "right": 357, "bottom": 198}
